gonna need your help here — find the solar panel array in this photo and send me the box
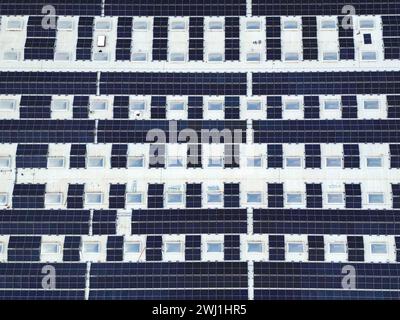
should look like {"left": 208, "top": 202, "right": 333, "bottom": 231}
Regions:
{"left": 0, "top": 0, "right": 400, "bottom": 300}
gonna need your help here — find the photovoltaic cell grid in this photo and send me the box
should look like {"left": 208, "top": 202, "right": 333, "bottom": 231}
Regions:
{"left": 0, "top": 1, "right": 102, "bottom": 16}
{"left": 0, "top": 0, "right": 400, "bottom": 301}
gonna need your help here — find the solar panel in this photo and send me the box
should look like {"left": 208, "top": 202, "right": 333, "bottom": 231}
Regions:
{"left": 338, "top": 16, "right": 355, "bottom": 60}
{"left": 254, "top": 262, "right": 400, "bottom": 300}
{"left": 92, "top": 210, "right": 117, "bottom": 235}
{"left": 382, "top": 16, "right": 400, "bottom": 60}
{"left": 253, "top": 0, "right": 400, "bottom": 16}
{"left": 76, "top": 17, "right": 94, "bottom": 61}
{"left": 225, "top": 18, "right": 240, "bottom": 61}
{"left": 16, "top": 144, "right": 48, "bottom": 168}
{"left": 253, "top": 120, "right": 400, "bottom": 143}
{"left": 19, "top": 96, "right": 51, "bottom": 119}
{"left": 100, "top": 72, "right": 247, "bottom": 95}
{"left": 0, "top": 210, "right": 90, "bottom": 235}
{"left": 67, "top": 184, "right": 85, "bottom": 209}
{"left": 104, "top": 0, "right": 246, "bottom": 16}
{"left": 109, "top": 185, "right": 126, "bottom": 209}
{"left": 152, "top": 18, "right": 168, "bottom": 61}
{"left": 265, "top": 17, "right": 281, "bottom": 61}
{"left": 12, "top": 184, "right": 45, "bottom": 209}
{"left": 253, "top": 72, "right": 400, "bottom": 96}
{"left": 8, "top": 236, "right": 41, "bottom": 262}
{"left": 0, "top": 1, "right": 102, "bottom": 16}
{"left": 306, "top": 184, "right": 323, "bottom": 208}
{"left": 343, "top": 144, "right": 360, "bottom": 168}
{"left": 116, "top": 18, "right": 133, "bottom": 61}
{"left": 0, "top": 0, "right": 399, "bottom": 303}
{"left": 89, "top": 262, "right": 248, "bottom": 299}
{"left": 106, "top": 236, "right": 124, "bottom": 262}
{"left": 267, "top": 144, "right": 283, "bottom": 168}
{"left": 345, "top": 184, "right": 362, "bottom": 209}
{"left": 189, "top": 17, "right": 204, "bottom": 61}
{"left": 132, "top": 209, "right": 247, "bottom": 234}
{"left": 305, "top": 144, "right": 321, "bottom": 168}
{"left": 0, "top": 72, "right": 97, "bottom": 95}
{"left": 113, "top": 96, "right": 129, "bottom": 119}
{"left": 302, "top": 17, "right": 318, "bottom": 61}
{"left": 24, "top": 16, "right": 57, "bottom": 60}
{"left": 254, "top": 209, "right": 400, "bottom": 235}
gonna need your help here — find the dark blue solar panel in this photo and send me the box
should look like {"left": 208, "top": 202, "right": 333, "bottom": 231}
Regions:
{"left": 109, "top": 185, "right": 126, "bottom": 209}
{"left": 189, "top": 17, "right": 204, "bottom": 61}
{"left": 188, "top": 96, "right": 203, "bottom": 119}
{"left": 76, "top": 17, "right": 94, "bottom": 61}
{"left": 116, "top": 18, "right": 133, "bottom": 61}
{"left": 90, "top": 262, "right": 248, "bottom": 289}
{"left": 12, "top": 184, "right": 45, "bottom": 209}
{"left": 92, "top": 210, "right": 117, "bottom": 235}
{"left": 343, "top": 144, "right": 360, "bottom": 168}
{"left": 266, "top": 17, "right": 281, "bottom": 61}
{"left": 97, "top": 120, "right": 247, "bottom": 143}
{"left": 253, "top": 72, "right": 400, "bottom": 95}
{"left": 106, "top": 236, "right": 124, "bottom": 262}
{"left": 223, "top": 183, "right": 240, "bottom": 207}
{"left": 90, "top": 289, "right": 248, "bottom": 300}
{"left": 267, "top": 144, "right": 283, "bottom": 168}
{"left": 345, "top": 184, "right": 362, "bottom": 209}
{"left": 7, "top": 236, "right": 41, "bottom": 262}
{"left": 186, "top": 183, "right": 202, "bottom": 208}
{"left": 254, "top": 262, "right": 400, "bottom": 290}
{"left": 302, "top": 17, "right": 318, "bottom": 61}
{"left": 152, "top": 17, "right": 168, "bottom": 61}
{"left": 132, "top": 209, "right": 247, "bottom": 234}
{"left": 253, "top": 120, "right": 400, "bottom": 144}
{"left": 20, "top": 96, "right": 51, "bottom": 119}
{"left": 0, "top": 72, "right": 97, "bottom": 95}
{"left": 254, "top": 290, "right": 400, "bottom": 300}
{"left": 100, "top": 73, "right": 247, "bottom": 96}
{"left": 63, "top": 236, "right": 81, "bottom": 262}
{"left": 104, "top": 0, "right": 246, "bottom": 16}
{"left": 254, "top": 209, "right": 400, "bottom": 235}
{"left": 0, "top": 1, "right": 101, "bottom": 15}
{"left": 113, "top": 96, "right": 129, "bottom": 119}
{"left": 25, "top": 16, "right": 57, "bottom": 60}
{"left": 306, "top": 184, "right": 322, "bottom": 208}
{"left": 0, "top": 120, "right": 96, "bottom": 143}
{"left": 225, "top": 17, "right": 240, "bottom": 61}
{"left": 111, "top": 144, "right": 128, "bottom": 168}
{"left": 185, "top": 235, "right": 201, "bottom": 261}
{"left": 0, "top": 210, "right": 90, "bottom": 235}
{"left": 382, "top": 16, "right": 400, "bottom": 60}
{"left": 16, "top": 144, "right": 48, "bottom": 168}
{"left": 305, "top": 144, "right": 321, "bottom": 168}
{"left": 67, "top": 184, "right": 85, "bottom": 209}
{"left": 253, "top": 0, "right": 400, "bottom": 15}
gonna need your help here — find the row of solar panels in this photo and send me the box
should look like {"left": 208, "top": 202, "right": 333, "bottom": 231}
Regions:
{"left": 0, "top": 71, "right": 400, "bottom": 96}
{"left": 1, "top": 262, "right": 400, "bottom": 300}
{"left": 2, "top": 119, "right": 400, "bottom": 143}
{"left": 0, "top": 0, "right": 399, "bottom": 16}
{"left": 0, "top": 207, "right": 400, "bottom": 235}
